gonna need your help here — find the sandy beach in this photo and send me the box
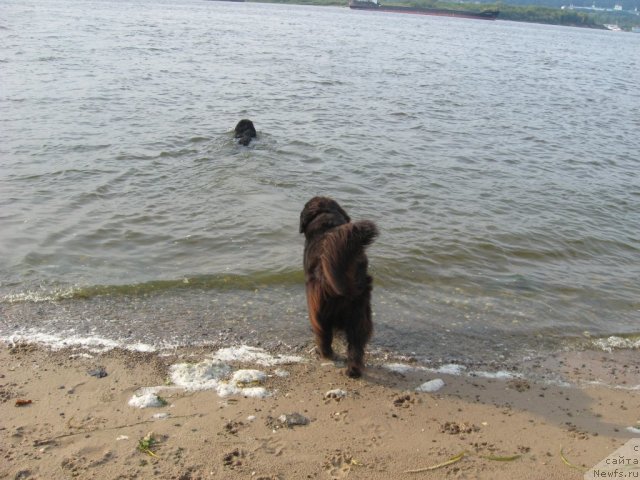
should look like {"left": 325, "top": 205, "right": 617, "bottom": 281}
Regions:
{"left": 1, "top": 341, "right": 638, "bottom": 480}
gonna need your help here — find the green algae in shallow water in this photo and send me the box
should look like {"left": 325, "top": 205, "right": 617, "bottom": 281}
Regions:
{"left": 10, "top": 270, "right": 306, "bottom": 302}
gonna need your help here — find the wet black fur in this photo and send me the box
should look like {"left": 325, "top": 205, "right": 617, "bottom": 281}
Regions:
{"left": 234, "top": 119, "right": 257, "bottom": 146}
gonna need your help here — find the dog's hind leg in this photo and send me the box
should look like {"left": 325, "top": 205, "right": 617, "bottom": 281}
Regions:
{"left": 316, "top": 323, "right": 334, "bottom": 360}
{"left": 345, "top": 302, "right": 372, "bottom": 378}
{"left": 345, "top": 333, "right": 365, "bottom": 378}
{"left": 307, "top": 285, "right": 334, "bottom": 359}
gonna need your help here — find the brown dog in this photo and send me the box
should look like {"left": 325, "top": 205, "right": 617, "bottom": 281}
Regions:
{"left": 299, "top": 196, "right": 378, "bottom": 378}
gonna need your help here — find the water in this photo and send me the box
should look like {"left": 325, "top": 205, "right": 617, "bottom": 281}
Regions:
{"left": 1, "top": 0, "right": 639, "bottom": 367}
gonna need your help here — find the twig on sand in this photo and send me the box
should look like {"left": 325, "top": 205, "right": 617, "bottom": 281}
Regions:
{"left": 33, "top": 414, "right": 200, "bottom": 446}
{"left": 405, "top": 451, "right": 467, "bottom": 473}
{"left": 560, "top": 446, "right": 586, "bottom": 472}
{"left": 481, "top": 454, "right": 522, "bottom": 461}
{"left": 405, "top": 450, "right": 523, "bottom": 474}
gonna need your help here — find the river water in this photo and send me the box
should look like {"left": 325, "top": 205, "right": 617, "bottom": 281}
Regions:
{"left": 1, "top": 0, "right": 639, "bottom": 368}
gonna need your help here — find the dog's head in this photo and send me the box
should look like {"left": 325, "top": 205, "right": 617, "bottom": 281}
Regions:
{"left": 234, "top": 119, "right": 257, "bottom": 146}
{"left": 299, "top": 196, "right": 351, "bottom": 236}
{"left": 234, "top": 119, "right": 256, "bottom": 138}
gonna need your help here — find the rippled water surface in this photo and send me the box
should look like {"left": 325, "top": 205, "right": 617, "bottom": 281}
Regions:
{"left": 1, "top": 0, "right": 639, "bottom": 363}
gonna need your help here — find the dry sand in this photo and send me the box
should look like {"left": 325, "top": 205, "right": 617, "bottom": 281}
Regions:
{"left": 1, "top": 341, "right": 638, "bottom": 480}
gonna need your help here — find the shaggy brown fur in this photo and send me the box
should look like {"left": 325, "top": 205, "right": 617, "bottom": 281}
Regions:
{"left": 299, "top": 196, "right": 378, "bottom": 378}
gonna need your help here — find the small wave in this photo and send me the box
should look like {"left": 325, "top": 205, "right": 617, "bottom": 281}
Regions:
{"left": 70, "top": 144, "right": 112, "bottom": 153}
{"left": 158, "top": 148, "right": 198, "bottom": 158}
{"left": 189, "top": 136, "right": 210, "bottom": 143}
{"left": 115, "top": 153, "right": 155, "bottom": 161}
{"left": 2, "top": 288, "right": 79, "bottom": 303}
{"left": 37, "top": 56, "right": 62, "bottom": 62}
{"left": 1, "top": 270, "right": 304, "bottom": 303}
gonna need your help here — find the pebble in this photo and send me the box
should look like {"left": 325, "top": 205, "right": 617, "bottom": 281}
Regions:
{"left": 278, "top": 413, "right": 309, "bottom": 428}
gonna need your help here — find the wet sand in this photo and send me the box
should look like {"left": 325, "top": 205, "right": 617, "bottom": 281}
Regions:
{"left": 1, "top": 341, "right": 638, "bottom": 479}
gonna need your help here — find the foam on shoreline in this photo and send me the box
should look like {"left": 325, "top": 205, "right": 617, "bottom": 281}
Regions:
{"left": 591, "top": 335, "right": 640, "bottom": 352}
{"left": 2, "top": 330, "right": 159, "bottom": 353}
{"left": 1, "top": 331, "right": 637, "bottom": 392}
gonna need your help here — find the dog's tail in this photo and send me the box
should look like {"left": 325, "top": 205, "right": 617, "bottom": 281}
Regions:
{"left": 321, "top": 220, "right": 378, "bottom": 296}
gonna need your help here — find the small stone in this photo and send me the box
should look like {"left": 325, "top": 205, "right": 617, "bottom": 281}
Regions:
{"left": 278, "top": 413, "right": 309, "bottom": 428}
{"left": 88, "top": 367, "right": 108, "bottom": 378}
{"left": 324, "top": 389, "right": 347, "bottom": 401}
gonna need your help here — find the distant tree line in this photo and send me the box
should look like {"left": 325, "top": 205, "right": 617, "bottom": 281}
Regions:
{"left": 408, "top": 0, "right": 640, "bottom": 28}
{"left": 404, "top": 0, "right": 600, "bottom": 26}
{"left": 496, "top": 4, "right": 604, "bottom": 26}
{"left": 477, "top": 0, "right": 639, "bottom": 11}
{"left": 258, "top": 0, "right": 640, "bottom": 29}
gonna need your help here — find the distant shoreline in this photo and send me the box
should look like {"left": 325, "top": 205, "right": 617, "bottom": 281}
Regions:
{"left": 248, "top": 0, "right": 639, "bottom": 31}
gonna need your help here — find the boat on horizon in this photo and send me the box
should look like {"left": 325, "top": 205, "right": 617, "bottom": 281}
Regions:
{"left": 349, "top": 0, "right": 499, "bottom": 20}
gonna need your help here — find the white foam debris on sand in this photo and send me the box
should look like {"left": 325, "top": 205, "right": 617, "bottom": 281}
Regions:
{"left": 616, "top": 384, "right": 640, "bottom": 391}
{"left": 168, "top": 360, "right": 270, "bottom": 398}
{"left": 435, "top": 364, "right": 466, "bottom": 375}
{"left": 470, "top": 370, "right": 520, "bottom": 380}
{"left": 384, "top": 363, "right": 467, "bottom": 376}
{"left": 128, "top": 388, "right": 167, "bottom": 409}
{"left": 274, "top": 368, "right": 290, "bottom": 377}
{"left": 382, "top": 363, "right": 424, "bottom": 374}
{"left": 152, "top": 412, "right": 170, "bottom": 420}
{"left": 217, "top": 369, "right": 269, "bottom": 398}
{"left": 324, "top": 389, "right": 347, "bottom": 400}
{"left": 212, "top": 345, "right": 303, "bottom": 366}
{"left": 216, "top": 370, "right": 270, "bottom": 398}
{"left": 69, "top": 352, "right": 94, "bottom": 359}
{"left": 592, "top": 336, "right": 640, "bottom": 352}
{"left": 626, "top": 426, "right": 640, "bottom": 435}
{"left": 218, "top": 384, "right": 269, "bottom": 398}
{"left": 231, "top": 369, "right": 267, "bottom": 386}
{"left": 416, "top": 378, "right": 445, "bottom": 393}
{"left": 169, "top": 360, "right": 232, "bottom": 391}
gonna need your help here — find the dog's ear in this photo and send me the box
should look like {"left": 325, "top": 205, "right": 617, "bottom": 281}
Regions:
{"left": 300, "top": 197, "right": 325, "bottom": 233}
{"left": 299, "top": 204, "right": 315, "bottom": 233}
{"left": 334, "top": 203, "right": 351, "bottom": 224}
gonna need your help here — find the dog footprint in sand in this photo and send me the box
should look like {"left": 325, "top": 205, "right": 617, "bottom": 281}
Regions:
{"left": 222, "top": 448, "right": 246, "bottom": 469}
{"left": 360, "top": 422, "right": 384, "bottom": 448}
{"left": 324, "top": 450, "right": 355, "bottom": 479}
{"left": 256, "top": 437, "right": 286, "bottom": 457}
{"left": 330, "top": 410, "right": 349, "bottom": 422}
{"left": 393, "top": 393, "right": 415, "bottom": 408}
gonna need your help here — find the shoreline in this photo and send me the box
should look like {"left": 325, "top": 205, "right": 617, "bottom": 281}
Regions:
{"left": 3, "top": 286, "right": 639, "bottom": 383}
{"left": 2, "top": 324, "right": 639, "bottom": 389}
{"left": 1, "top": 341, "right": 638, "bottom": 479}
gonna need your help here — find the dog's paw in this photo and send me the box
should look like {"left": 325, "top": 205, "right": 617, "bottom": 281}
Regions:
{"left": 345, "top": 365, "right": 362, "bottom": 378}
{"left": 316, "top": 347, "right": 336, "bottom": 360}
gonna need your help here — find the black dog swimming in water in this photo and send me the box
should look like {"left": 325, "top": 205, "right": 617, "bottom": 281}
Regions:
{"left": 234, "top": 119, "right": 257, "bottom": 146}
